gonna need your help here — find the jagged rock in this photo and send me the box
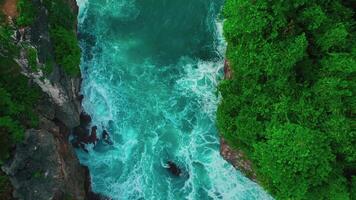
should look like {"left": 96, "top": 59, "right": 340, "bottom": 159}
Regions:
{"left": 2, "top": 126, "right": 87, "bottom": 200}
{"left": 28, "top": 0, "right": 82, "bottom": 129}
{"left": 0, "top": 0, "right": 108, "bottom": 199}
{"left": 220, "top": 135, "right": 257, "bottom": 182}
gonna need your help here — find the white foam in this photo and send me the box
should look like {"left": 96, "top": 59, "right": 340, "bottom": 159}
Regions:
{"left": 77, "top": 0, "right": 89, "bottom": 24}
{"left": 76, "top": 1, "right": 273, "bottom": 199}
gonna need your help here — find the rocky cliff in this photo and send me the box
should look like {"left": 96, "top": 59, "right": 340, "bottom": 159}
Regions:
{"left": 1, "top": 0, "right": 106, "bottom": 199}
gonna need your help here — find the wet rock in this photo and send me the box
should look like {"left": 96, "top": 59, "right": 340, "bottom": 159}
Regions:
{"left": 84, "top": 167, "right": 111, "bottom": 200}
{"left": 72, "top": 112, "right": 92, "bottom": 147}
{"left": 166, "top": 161, "right": 182, "bottom": 177}
{"left": 101, "top": 130, "right": 113, "bottom": 145}
{"left": 89, "top": 126, "right": 99, "bottom": 145}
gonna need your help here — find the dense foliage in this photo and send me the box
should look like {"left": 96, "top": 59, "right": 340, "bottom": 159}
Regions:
{"left": 0, "top": 18, "right": 40, "bottom": 163}
{"left": 16, "top": 0, "right": 36, "bottom": 26}
{"left": 44, "top": 0, "right": 81, "bottom": 77}
{"left": 27, "top": 47, "right": 38, "bottom": 71}
{"left": 218, "top": 0, "right": 355, "bottom": 199}
{"left": 50, "top": 26, "right": 81, "bottom": 76}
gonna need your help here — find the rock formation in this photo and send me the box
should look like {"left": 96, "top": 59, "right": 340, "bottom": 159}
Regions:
{"left": 1, "top": 0, "right": 109, "bottom": 199}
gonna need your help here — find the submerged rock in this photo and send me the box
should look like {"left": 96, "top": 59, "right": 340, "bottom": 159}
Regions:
{"left": 101, "top": 130, "right": 113, "bottom": 145}
{"left": 166, "top": 161, "right": 182, "bottom": 177}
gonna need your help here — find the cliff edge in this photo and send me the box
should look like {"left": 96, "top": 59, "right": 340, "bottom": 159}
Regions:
{"left": 219, "top": 60, "right": 257, "bottom": 182}
{"left": 0, "top": 0, "right": 106, "bottom": 199}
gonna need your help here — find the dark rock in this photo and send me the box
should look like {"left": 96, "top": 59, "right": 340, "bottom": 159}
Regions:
{"left": 89, "top": 126, "right": 98, "bottom": 145}
{"left": 2, "top": 127, "right": 87, "bottom": 200}
{"left": 80, "top": 112, "right": 92, "bottom": 128}
{"left": 83, "top": 167, "right": 111, "bottom": 200}
{"left": 72, "top": 112, "right": 92, "bottom": 146}
{"left": 101, "top": 130, "right": 113, "bottom": 145}
{"left": 166, "top": 161, "right": 182, "bottom": 177}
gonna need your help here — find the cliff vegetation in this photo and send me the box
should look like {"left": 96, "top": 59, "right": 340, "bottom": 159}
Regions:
{"left": 218, "top": 0, "right": 355, "bottom": 199}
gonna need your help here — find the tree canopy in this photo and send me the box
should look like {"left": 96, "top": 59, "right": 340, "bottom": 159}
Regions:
{"left": 218, "top": 0, "right": 355, "bottom": 199}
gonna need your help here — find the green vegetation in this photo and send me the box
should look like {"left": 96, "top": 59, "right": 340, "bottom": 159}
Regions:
{"left": 15, "top": 0, "right": 80, "bottom": 76}
{"left": 44, "top": 0, "right": 81, "bottom": 77}
{"left": 0, "top": 11, "right": 40, "bottom": 164}
{"left": 218, "top": 0, "right": 355, "bottom": 199}
{"left": 50, "top": 27, "right": 81, "bottom": 76}
{"left": 16, "top": 0, "right": 36, "bottom": 27}
{"left": 43, "top": 0, "right": 75, "bottom": 30}
{"left": 0, "top": 0, "right": 79, "bottom": 164}
{"left": 32, "top": 170, "right": 44, "bottom": 179}
{"left": 27, "top": 47, "right": 38, "bottom": 72}
{"left": 0, "top": 52, "right": 40, "bottom": 162}
{"left": 43, "top": 59, "right": 54, "bottom": 75}
{"left": 0, "top": 0, "right": 80, "bottom": 196}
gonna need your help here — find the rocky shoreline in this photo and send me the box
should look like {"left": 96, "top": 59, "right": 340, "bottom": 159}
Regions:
{"left": 1, "top": 0, "right": 109, "bottom": 199}
{"left": 219, "top": 60, "right": 257, "bottom": 182}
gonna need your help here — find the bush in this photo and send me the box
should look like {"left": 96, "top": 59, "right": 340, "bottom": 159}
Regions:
{"left": 50, "top": 27, "right": 81, "bottom": 77}
{"left": 16, "top": 0, "right": 36, "bottom": 27}
{"left": 27, "top": 47, "right": 38, "bottom": 72}
{"left": 43, "top": 0, "right": 75, "bottom": 30}
{"left": 0, "top": 25, "right": 19, "bottom": 57}
{"left": 43, "top": 59, "right": 54, "bottom": 75}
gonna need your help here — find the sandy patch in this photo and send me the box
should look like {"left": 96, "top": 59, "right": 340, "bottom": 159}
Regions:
{"left": 1, "top": 0, "right": 18, "bottom": 18}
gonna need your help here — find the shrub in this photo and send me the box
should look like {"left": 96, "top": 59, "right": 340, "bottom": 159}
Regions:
{"left": 27, "top": 47, "right": 38, "bottom": 72}
{"left": 43, "top": 59, "right": 54, "bottom": 75}
{"left": 16, "top": 0, "right": 36, "bottom": 27}
{"left": 50, "top": 27, "right": 81, "bottom": 77}
{"left": 43, "top": 0, "right": 75, "bottom": 30}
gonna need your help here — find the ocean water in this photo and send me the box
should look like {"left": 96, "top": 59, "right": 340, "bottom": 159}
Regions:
{"left": 75, "top": 0, "right": 273, "bottom": 199}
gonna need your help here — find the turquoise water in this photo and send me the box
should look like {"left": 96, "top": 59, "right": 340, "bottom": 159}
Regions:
{"left": 76, "top": 0, "right": 272, "bottom": 199}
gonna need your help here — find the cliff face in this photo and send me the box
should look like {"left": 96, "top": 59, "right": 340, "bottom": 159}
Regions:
{"left": 1, "top": 0, "right": 99, "bottom": 199}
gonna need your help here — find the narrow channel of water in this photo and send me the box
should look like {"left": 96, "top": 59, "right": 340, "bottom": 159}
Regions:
{"left": 76, "top": 0, "right": 272, "bottom": 199}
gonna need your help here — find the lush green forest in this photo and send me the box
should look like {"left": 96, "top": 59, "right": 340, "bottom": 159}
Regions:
{"left": 218, "top": 0, "right": 355, "bottom": 199}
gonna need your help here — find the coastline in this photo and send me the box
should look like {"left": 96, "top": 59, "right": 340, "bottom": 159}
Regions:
{"left": 219, "top": 59, "right": 258, "bottom": 182}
